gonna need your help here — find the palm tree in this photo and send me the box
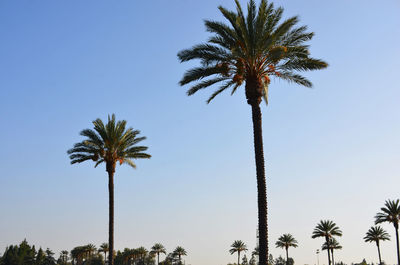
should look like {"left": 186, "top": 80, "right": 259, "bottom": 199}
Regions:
{"left": 312, "top": 220, "right": 342, "bottom": 265}
{"left": 375, "top": 199, "right": 400, "bottom": 265}
{"left": 322, "top": 238, "right": 342, "bottom": 265}
{"left": 275, "top": 234, "right": 298, "bottom": 265}
{"left": 60, "top": 250, "right": 69, "bottom": 264}
{"left": 137, "top": 247, "right": 148, "bottom": 264}
{"left": 177, "top": 1, "right": 327, "bottom": 264}
{"left": 99, "top": 243, "right": 109, "bottom": 264}
{"left": 173, "top": 246, "right": 187, "bottom": 265}
{"left": 364, "top": 226, "right": 390, "bottom": 265}
{"left": 151, "top": 243, "right": 167, "bottom": 265}
{"left": 230, "top": 240, "right": 248, "bottom": 265}
{"left": 67, "top": 114, "right": 151, "bottom": 265}
{"left": 85, "top": 244, "right": 97, "bottom": 259}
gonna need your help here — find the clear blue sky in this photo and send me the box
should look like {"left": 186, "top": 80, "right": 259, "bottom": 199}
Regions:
{"left": 0, "top": 1, "right": 399, "bottom": 265}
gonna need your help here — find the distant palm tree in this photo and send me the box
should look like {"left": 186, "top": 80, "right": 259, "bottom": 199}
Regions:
{"left": 230, "top": 240, "right": 248, "bottom": 265}
{"left": 364, "top": 226, "right": 390, "bottom": 265}
{"left": 375, "top": 199, "right": 400, "bottom": 265}
{"left": 60, "top": 250, "right": 69, "bottom": 264}
{"left": 252, "top": 246, "right": 259, "bottom": 257}
{"left": 312, "top": 220, "right": 342, "bottom": 265}
{"left": 173, "top": 246, "right": 187, "bottom": 264}
{"left": 151, "top": 243, "right": 167, "bottom": 265}
{"left": 322, "top": 238, "right": 342, "bottom": 265}
{"left": 177, "top": 1, "right": 327, "bottom": 264}
{"left": 67, "top": 114, "right": 151, "bottom": 265}
{"left": 99, "top": 243, "right": 109, "bottom": 264}
{"left": 137, "top": 247, "right": 148, "bottom": 264}
{"left": 85, "top": 244, "right": 97, "bottom": 259}
{"left": 275, "top": 234, "right": 298, "bottom": 265}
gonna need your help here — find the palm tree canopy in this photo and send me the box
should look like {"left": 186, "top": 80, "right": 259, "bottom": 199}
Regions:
{"left": 321, "top": 238, "right": 342, "bottom": 251}
{"left": 151, "top": 243, "right": 166, "bottom": 255}
{"left": 275, "top": 234, "right": 298, "bottom": 249}
{"left": 99, "top": 243, "right": 109, "bottom": 252}
{"left": 177, "top": 0, "right": 328, "bottom": 104}
{"left": 375, "top": 199, "right": 400, "bottom": 228}
{"left": 364, "top": 226, "right": 391, "bottom": 243}
{"left": 67, "top": 114, "right": 151, "bottom": 170}
{"left": 173, "top": 246, "right": 187, "bottom": 256}
{"left": 312, "top": 220, "right": 343, "bottom": 239}
{"left": 230, "top": 240, "right": 248, "bottom": 255}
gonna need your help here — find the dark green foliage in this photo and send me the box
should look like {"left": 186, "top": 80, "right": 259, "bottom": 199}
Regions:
{"left": 178, "top": 0, "right": 328, "bottom": 104}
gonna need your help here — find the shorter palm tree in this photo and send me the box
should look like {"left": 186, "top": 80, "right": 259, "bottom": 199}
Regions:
{"left": 99, "top": 243, "right": 109, "bottom": 264}
{"left": 173, "top": 246, "right": 187, "bottom": 265}
{"left": 230, "top": 240, "right": 248, "bottom": 265}
{"left": 322, "top": 238, "right": 342, "bottom": 265}
{"left": 365, "top": 226, "right": 391, "bottom": 265}
{"left": 151, "top": 243, "right": 167, "bottom": 265}
{"left": 375, "top": 199, "right": 400, "bottom": 265}
{"left": 275, "top": 234, "right": 298, "bottom": 265}
{"left": 312, "top": 220, "right": 342, "bottom": 265}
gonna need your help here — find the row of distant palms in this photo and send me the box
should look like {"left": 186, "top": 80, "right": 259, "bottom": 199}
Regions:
{"left": 60, "top": 243, "right": 185, "bottom": 265}
{"left": 227, "top": 199, "right": 400, "bottom": 265}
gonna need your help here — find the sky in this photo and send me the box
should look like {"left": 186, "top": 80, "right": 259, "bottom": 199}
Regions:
{"left": 0, "top": 0, "right": 399, "bottom": 265}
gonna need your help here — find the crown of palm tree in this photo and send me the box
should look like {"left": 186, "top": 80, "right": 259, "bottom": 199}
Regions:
{"left": 375, "top": 200, "right": 400, "bottom": 228}
{"left": 178, "top": 0, "right": 327, "bottom": 104}
{"left": 99, "top": 243, "right": 109, "bottom": 252}
{"left": 230, "top": 240, "right": 248, "bottom": 254}
{"left": 312, "top": 220, "right": 343, "bottom": 239}
{"left": 67, "top": 114, "right": 151, "bottom": 170}
{"left": 173, "top": 246, "right": 187, "bottom": 256}
{"left": 364, "top": 226, "right": 391, "bottom": 243}
{"left": 275, "top": 234, "right": 298, "bottom": 249}
{"left": 321, "top": 238, "right": 342, "bottom": 251}
{"left": 151, "top": 243, "right": 167, "bottom": 255}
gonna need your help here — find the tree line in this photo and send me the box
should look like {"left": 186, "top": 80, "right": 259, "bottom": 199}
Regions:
{"left": 0, "top": 241, "right": 186, "bottom": 265}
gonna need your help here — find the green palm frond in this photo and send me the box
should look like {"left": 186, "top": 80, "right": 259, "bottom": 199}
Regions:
{"left": 375, "top": 199, "right": 400, "bottom": 227}
{"left": 67, "top": 114, "right": 151, "bottom": 170}
{"left": 364, "top": 226, "right": 391, "bottom": 243}
{"left": 178, "top": 0, "right": 327, "bottom": 104}
{"left": 229, "top": 240, "right": 248, "bottom": 255}
{"left": 275, "top": 234, "right": 298, "bottom": 249}
{"left": 312, "top": 220, "right": 343, "bottom": 239}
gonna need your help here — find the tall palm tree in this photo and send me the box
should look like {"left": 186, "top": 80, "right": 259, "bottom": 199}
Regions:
{"left": 151, "top": 243, "right": 167, "bottom": 265}
{"left": 312, "top": 220, "right": 342, "bottom": 265}
{"left": 99, "top": 243, "right": 109, "bottom": 264}
{"left": 177, "top": 1, "right": 327, "bottom": 264}
{"left": 321, "top": 238, "right": 342, "bottom": 265}
{"left": 230, "top": 240, "right": 248, "bottom": 265}
{"left": 375, "top": 199, "right": 400, "bottom": 265}
{"left": 67, "top": 114, "right": 151, "bottom": 265}
{"left": 173, "top": 246, "right": 187, "bottom": 265}
{"left": 275, "top": 234, "right": 298, "bottom": 265}
{"left": 364, "top": 226, "right": 390, "bottom": 265}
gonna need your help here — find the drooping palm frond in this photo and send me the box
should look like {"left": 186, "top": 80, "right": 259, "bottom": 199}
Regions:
{"left": 67, "top": 114, "right": 151, "bottom": 169}
{"left": 230, "top": 240, "right": 248, "bottom": 254}
{"left": 375, "top": 200, "right": 400, "bottom": 227}
{"left": 364, "top": 226, "right": 391, "bottom": 243}
{"left": 275, "top": 234, "right": 298, "bottom": 249}
{"left": 322, "top": 238, "right": 342, "bottom": 251}
{"left": 312, "top": 220, "right": 343, "bottom": 239}
{"left": 178, "top": 0, "right": 328, "bottom": 104}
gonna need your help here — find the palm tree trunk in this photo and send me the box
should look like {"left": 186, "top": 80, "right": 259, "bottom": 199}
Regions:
{"left": 286, "top": 247, "right": 289, "bottom": 265}
{"left": 107, "top": 162, "right": 115, "bottom": 265}
{"left": 395, "top": 225, "right": 400, "bottom": 265}
{"left": 238, "top": 251, "right": 241, "bottom": 265}
{"left": 325, "top": 237, "right": 331, "bottom": 265}
{"left": 331, "top": 249, "right": 334, "bottom": 265}
{"left": 157, "top": 253, "right": 160, "bottom": 265}
{"left": 376, "top": 241, "right": 382, "bottom": 265}
{"left": 248, "top": 99, "right": 268, "bottom": 265}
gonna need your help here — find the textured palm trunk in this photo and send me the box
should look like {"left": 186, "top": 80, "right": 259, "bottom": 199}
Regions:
{"left": 286, "top": 247, "right": 289, "bottom": 265}
{"left": 325, "top": 237, "right": 331, "bottom": 265}
{"left": 246, "top": 77, "right": 268, "bottom": 265}
{"left": 331, "top": 249, "right": 334, "bottom": 265}
{"left": 107, "top": 162, "right": 116, "bottom": 265}
{"left": 395, "top": 224, "right": 400, "bottom": 265}
{"left": 376, "top": 241, "right": 382, "bottom": 265}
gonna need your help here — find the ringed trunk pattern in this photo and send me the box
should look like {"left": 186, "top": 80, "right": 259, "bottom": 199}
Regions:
{"left": 107, "top": 162, "right": 115, "bottom": 265}
{"left": 246, "top": 76, "right": 268, "bottom": 265}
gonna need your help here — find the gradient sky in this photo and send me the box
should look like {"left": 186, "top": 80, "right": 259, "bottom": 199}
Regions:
{"left": 0, "top": 1, "right": 399, "bottom": 265}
